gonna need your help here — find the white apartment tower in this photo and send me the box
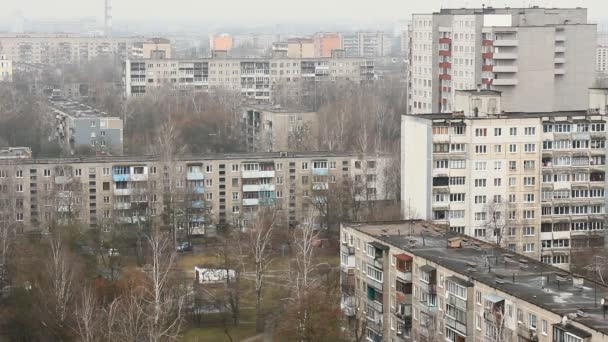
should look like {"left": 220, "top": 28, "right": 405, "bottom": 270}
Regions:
{"left": 402, "top": 89, "right": 607, "bottom": 269}
{"left": 409, "top": 7, "right": 596, "bottom": 114}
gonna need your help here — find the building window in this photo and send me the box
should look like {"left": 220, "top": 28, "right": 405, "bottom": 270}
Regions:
{"left": 523, "top": 243, "right": 535, "bottom": 252}
{"left": 528, "top": 313, "right": 537, "bottom": 330}
{"left": 509, "top": 127, "right": 517, "bottom": 136}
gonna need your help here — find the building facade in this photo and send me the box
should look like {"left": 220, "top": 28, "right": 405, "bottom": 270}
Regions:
{"left": 210, "top": 33, "right": 233, "bottom": 51}
{"left": 242, "top": 104, "right": 319, "bottom": 152}
{"left": 409, "top": 7, "right": 596, "bottom": 114}
{"left": 313, "top": 32, "right": 342, "bottom": 57}
{"left": 342, "top": 31, "right": 391, "bottom": 58}
{"left": 50, "top": 99, "right": 124, "bottom": 155}
{"left": 0, "top": 54, "right": 12, "bottom": 82}
{"left": 401, "top": 90, "right": 607, "bottom": 269}
{"left": 287, "top": 38, "right": 314, "bottom": 58}
{"left": 341, "top": 221, "right": 608, "bottom": 342}
{"left": 597, "top": 46, "right": 608, "bottom": 73}
{"left": 0, "top": 34, "right": 164, "bottom": 65}
{"left": 123, "top": 52, "right": 375, "bottom": 100}
{"left": 0, "top": 152, "right": 389, "bottom": 235}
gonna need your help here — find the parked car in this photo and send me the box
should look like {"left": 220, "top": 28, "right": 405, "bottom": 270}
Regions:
{"left": 176, "top": 242, "right": 192, "bottom": 252}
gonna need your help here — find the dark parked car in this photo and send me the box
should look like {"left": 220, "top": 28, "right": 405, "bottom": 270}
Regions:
{"left": 176, "top": 242, "right": 192, "bottom": 252}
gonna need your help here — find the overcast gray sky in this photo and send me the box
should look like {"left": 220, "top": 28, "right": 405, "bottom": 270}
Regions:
{"left": 2, "top": 0, "right": 603, "bottom": 23}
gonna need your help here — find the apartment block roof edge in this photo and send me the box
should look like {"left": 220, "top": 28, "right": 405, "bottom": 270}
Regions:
{"left": 0, "top": 151, "right": 390, "bottom": 165}
{"left": 343, "top": 221, "right": 608, "bottom": 335}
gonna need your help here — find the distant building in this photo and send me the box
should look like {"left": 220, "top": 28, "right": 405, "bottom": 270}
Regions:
{"left": 342, "top": 31, "right": 391, "bottom": 57}
{"left": 287, "top": 38, "right": 314, "bottom": 58}
{"left": 313, "top": 32, "right": 342, "bottom": 57}
{"left": 0, "top": 54, "right": 12, "bottom": 82}
{"left": 242, "top": 104, "right": 319, "bottom": 152}
{"left": 210, "top": 33, "right": 233, "bottom": 51}
{"left": 49, "top": 99, "right": 123, "bottom": 155}
{"left": 409, "top": 7, "right": 597, "bottom": 114}
{"left": 142, "top": 38, "right": 172, "bottom": 59}
{"left": 0, "top": 152, "right": 391, "bottom": 231}
{"left": 123, "top": 53, "right": 375, "bottom": 101}
{"left": 0, "top": 147, "right": 32, "bottom": 160}
{"left": 0, "top": 34, "right": 161, "bottom": 65}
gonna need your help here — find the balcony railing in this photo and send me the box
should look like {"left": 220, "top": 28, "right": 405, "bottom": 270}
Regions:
{"left": 445, "top": 315, "right": 467, "bottom": 335}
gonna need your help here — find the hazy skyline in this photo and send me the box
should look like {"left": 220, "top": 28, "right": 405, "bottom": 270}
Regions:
{"left": 3, "top": 0, "right": 603, "bottom": 24}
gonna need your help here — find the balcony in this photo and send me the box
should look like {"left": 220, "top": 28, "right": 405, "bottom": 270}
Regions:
{"left": 243, "top": 198, "right": 260, "bottom": 206}
{"left": 367, "top": 275, "right": 384, "bottom": 291}
{"left": 482, "top": 52, "right": 493, "bottom": 59}
{"left": 493, "top": 53, "right": 518, "bottom": 60}
{"left": 191, "top": 200, "right": 205, "bottom": 208}
{"left": 312, "top": 168, "right": 329, "bottom": 176}
{"left": 439, "top": 62, "right": 452, "bottom": 68}
{"left": 396, "top": 269, "right": 412, "bottom": 282}
{"left": 554, "top": 58, "right": 566, "bottom": 64}
{"left": 482, "top": 39, "right": 493, "bottom": 46}
{"left": 130, "top": 174, "right": 148, "bottom": 182}
{"left": 555, "top": 35, "right": 566, "bottom": 42}
{"left": 494, "top": 65, "right": 518, "bottom": 73}
{"left": 482, "top": 78, "right": 493, "bottom": 85}
{"left": 396, "top": 292, "right": 413, "bottom": 305}
{"left": 439, "top": 73, "right": 451, "bottom": 80}
{"left": 493, "top": 40, "right": 518, "bottom": 46}
{"left": 445, "top": 315, "right": 467, "bottom": 335}
{"left": 493, "top": 78, "right": 518, "bottom": 86}
{"left": 418, "top": 282, "right": 436, "bottom": 294}
{"left": 114, "top": 188, "right": 132, "bottom": 196}
{"left": 367, "top": 299, "right": 383, "bottom": 313}
{"left": 54, "top": 176, "right": 69, "bottom": 184}
{"left": 482, "top": 65, "right": 493, "bottom": 72}
{"left": 555, "top": 46, "right": 566, "bottom": 53}
{"left": 186, "top": 170, "right": 205, "bottom": 180}
{"left": 191, "top": 186, "right": 205, "bottom": 194}
{"left": 242, "top": 170, "right": 275, "bottom": 178}
{"left": 439, "top": 50, "right": 451, "bottom": 57}
{"left": 447, "top": 292, "right": 468, "bottom": 310}
{"left": 439, "top": 37, "right": 452, "bottom": 44}
{"left": 190, "top": 215, "right": 205, "bottom": 222}
{"left": 112, "top": 174, "right": 131, "bottom": 182}
{"left": 113, "top": 202, "right": 131, "bottom": 210}
{"left": 367, "top": 255, "right": 383, "bottom": 269}
{"left": 243, "top": 184, "right": 275, "bottom": 192}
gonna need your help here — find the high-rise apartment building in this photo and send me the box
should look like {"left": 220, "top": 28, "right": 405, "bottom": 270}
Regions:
{"left": 123, "top": 51, "right": 375, "bottom": 100}
{"left": 409, "top": 7, "right": 596, "bottom": 114}
{"left": 0, "top": 152, "right": 390, "bottom": 234}
{"left": 401, "top": 90, "right": 607, "bottom": 269}
{"left": 313, "top": 32, "right": 342, "bottom": 57}
{"left": 287, "top": 38, "right": 314, "bottom": 58}
{"left": 341, "top": 221, "right": 608, "bottom": 342}
{"left": 342, "top": 32, "right": 391, "bottom": 58}
{"left": 210, "top": 33, "right": 233, "bottom": 51}
{"left": 0, "top": 34, "right": 164, "bottom": 65}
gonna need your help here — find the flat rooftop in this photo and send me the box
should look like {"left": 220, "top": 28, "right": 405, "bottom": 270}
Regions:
{"left": 347, "top": 221, "right": 608, "bottom": 335}
{"left": 243, "top": 103, "right": 316, "bottom": 114}
{"left": 404, "top": 110, "right": 594, "bottom": 121}
{"left": 0, "top": 151, "right": 387, "bottom": 166}
{"left": 49, "top": 98, "right": 118, "bottom": 119}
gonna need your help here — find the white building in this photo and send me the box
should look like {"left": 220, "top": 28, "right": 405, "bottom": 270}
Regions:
{"left": 597, "top": 46, "right": 608, "bottom": 73}
{"left": 409, "top": 7, "right": 596, "bottom": 114}
{"left": 402, "top": 89, "right": 607, "bottom": 269}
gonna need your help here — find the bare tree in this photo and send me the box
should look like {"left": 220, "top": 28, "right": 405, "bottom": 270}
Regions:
{"left": 240, "top": 207, "right": 282, "bottom": 333}
{"left": 74, "top": 286, "right": 99, "bottom": 342}
{"left": 482, "top": 200, "right": 512, "bottom": 247}
{"left": 145, "top": 227, "right": 184, "bottom": 341}
{"left": 44, "top": 233, "right": 74, "bottom": 327}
